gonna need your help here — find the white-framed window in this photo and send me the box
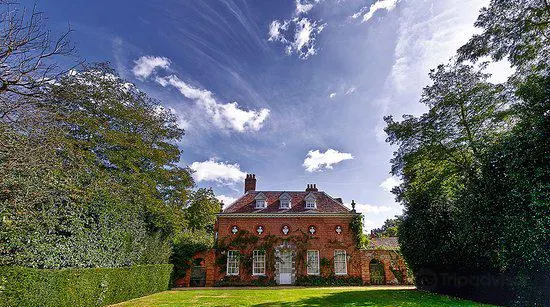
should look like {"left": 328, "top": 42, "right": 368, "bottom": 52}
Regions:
{"left": 279, "top": 193, "right": 292, "bottom": 209}
{"left": 255, "top": 193, "right": 267, "bottom": 209}
{"left": 305, "top": 193, "right": 316, "bottom": 209}
{"left": 227, "top": 250, "right": 239, "bottom": 275}
{"left": 307, "top": 250, "right": 320, "bottom": 275}
{"left": 255, "top": 199, "right": 266, "bottom": 209}
{"left": 252, "top": 250, "right": 266, "bottom": 275}
{"left": 334, "top": 250, "right": 347, "bottom": 275}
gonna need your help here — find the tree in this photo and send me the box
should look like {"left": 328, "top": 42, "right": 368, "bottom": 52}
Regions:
{"left": 386, "top": 1, "right": 549, "bottom": 305}
{"left": 0, "top": 2, "right": 76, "bottom": 122}
{"left": 1, "top": 64, "right": 194, "bottom": 268}
{"left": 457, "top": 0, "right": 549, "bottom": 69}
{"left": 185, "top": 188, "right": 221, "bottom": 233}
{"left": 371, "top": 217, "right": 401, "bottom": 238}
{"left": 49, "top": 63, "right": 194, "bottom": 237}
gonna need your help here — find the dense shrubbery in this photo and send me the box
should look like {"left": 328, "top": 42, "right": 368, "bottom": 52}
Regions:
{"left": 0, "top": 4, "right": 217, "bottom": 302}
{"left": 0, "top": 64, "right": 193, "bottom": 269}
{"left": 0, "top": 264, "right": 173, "bottom": 307}
{"left": 385, "top": 1, "right": 549, "bottom": 306}
{"left": 171, "top": 230, "right": 214, "bottom": 280}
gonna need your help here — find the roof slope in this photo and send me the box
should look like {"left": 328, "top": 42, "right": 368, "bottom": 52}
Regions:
{"left": 366, "top": 237, "right": 400, "bottom": 250}
{"left": 222, "top": 191, "right": 351, "bottom": 214}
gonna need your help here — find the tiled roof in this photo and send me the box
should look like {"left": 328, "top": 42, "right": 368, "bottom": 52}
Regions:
{"left": 366, "top": 237, "right": 400, "bottom": 250}
{"left": 222, "top": 191, "right": 351, "bottom": 214}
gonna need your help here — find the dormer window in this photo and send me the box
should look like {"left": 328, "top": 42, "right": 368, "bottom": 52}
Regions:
{"left": 255, "top": 192, "right": 267, "bottom": 209}
{"left": 305, "top": 192, "right": 316, "bottom": 209}
{"left": 279, "top": 192, "right": 292, "bottom": 209}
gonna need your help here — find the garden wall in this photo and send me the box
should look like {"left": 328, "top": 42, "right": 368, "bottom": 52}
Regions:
{"left": 0, "top": 264, "right": 173, "bottom": 307}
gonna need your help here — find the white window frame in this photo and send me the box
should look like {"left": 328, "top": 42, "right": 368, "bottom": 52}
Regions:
{"left": 226, "top": 250, "right": 239, "bottom": 276}
{"left": 255, "top": 193, "right": 267, "bottom": 209}
{"left": 304, "top": 193, "right": 316, "bottom": 209}
{"left": 252, "top": 250, "right": 266, "bottom": 276}
{"left": 279, "top": 193, "right": 292, "bottom": 209}
{"left": 255, "top": 199, "right": 266, "bottom": 209}
{"left": 334, "top": 250, "right": 347, "bottom": 275}
{"left": 307, "top": 250, "right": 320, "bottom": 275}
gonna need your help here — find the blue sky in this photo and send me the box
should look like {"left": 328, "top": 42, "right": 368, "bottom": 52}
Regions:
{"left": 34, "top": 0, "right": 511, "bottom": 231}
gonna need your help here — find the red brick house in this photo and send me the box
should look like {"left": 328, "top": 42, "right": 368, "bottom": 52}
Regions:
{"left": 181, "top": 174, "right": 409, "bottom": 287}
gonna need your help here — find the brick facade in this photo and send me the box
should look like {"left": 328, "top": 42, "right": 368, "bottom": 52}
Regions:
{"left": 178, "top": 175, "right": 410, "bottom": 287}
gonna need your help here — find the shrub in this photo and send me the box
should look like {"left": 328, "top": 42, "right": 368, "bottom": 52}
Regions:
{"left": 0, "top": 264, "right": 172, "bottom": 307}
{"left": 171, "top": 230, "right": 213, "bottom": 280}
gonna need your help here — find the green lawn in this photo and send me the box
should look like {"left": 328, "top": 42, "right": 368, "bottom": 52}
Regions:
{"left": 109, "top": 287, "right": 498, "bottom": 307}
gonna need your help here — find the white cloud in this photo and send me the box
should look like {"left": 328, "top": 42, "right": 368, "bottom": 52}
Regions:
{"left": 348, "top": 202, "right": 393, "bottom": 214}
{"left": 345, "top": 87, "right": 356, "bottom": 95}
{"left": 303, "top": 149, "right": 354, "bottom": 172}
{"left": 268, "top": 20, "right": 289, "bottom": 44}
{"left": 269, "top": 17, "right": 325, "bottom": 59}
{"left": 380, "top": 176, "right": 402, "bottom": 192}
{"left": 217, "top": 195, "right": 238, "bottom": 207}
{"left": 155, "top": 75, "right": 270, "bottom": 132}
{"left": 352, "top": 0, "right": 399, "bottom": 23}
{"left": 268, "top": 1, "right": 325, "bottom": 59}
{"left": 132, "top": 56, "right": 171, "bottom": 79}
{"left": 329, "top": 92, "right": 336, "bottom": 98}
{"left": 190, "top": 159, "right": 247, "bottom": 184}
{"left": 295, "top": 0, "right": 319, "bottom": 15}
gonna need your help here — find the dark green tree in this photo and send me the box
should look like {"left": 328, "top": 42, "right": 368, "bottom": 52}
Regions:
{"left": 185, "top": 188, "right": 221, "bottom": 233}
{"left": 1, "top": 64, "right": 194, "bottom": 268}
{"left": 371, "top": 217, "right": 401, "bottom": 238}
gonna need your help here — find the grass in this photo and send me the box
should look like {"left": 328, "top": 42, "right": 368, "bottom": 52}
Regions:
{"left": 109, "top": 286, "right": 499, "bottom": 307}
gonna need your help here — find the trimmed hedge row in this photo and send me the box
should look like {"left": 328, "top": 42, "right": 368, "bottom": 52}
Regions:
{"left": 0, "top": 264, "right": 173, "bottom": 307}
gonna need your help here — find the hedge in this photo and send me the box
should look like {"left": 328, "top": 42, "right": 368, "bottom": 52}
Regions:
{"left": 0, "top": 264, "right": 173, "bottom": 307}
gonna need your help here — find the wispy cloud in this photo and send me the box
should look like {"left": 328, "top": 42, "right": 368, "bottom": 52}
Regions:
{"left": 190, "top": 159, "right": 247, "bottom": 184}
{"left": 132, "top": 56, "right": 171, "bottom": 79}
{"left": 132, "top": 55, "right": 270, "bottom": 133}
{"left": 217, "top": 195, "right": 238, "bottom": 207}
{"left": 347, "top": 202, "right": 393, "bottom": 214}
{"left": 268, "top": 0, "right": 325, "bottom": 59}
{"left": 373, "top": 0, "right": 500, "bottom": 142}
{"left": 156, "top": 75, "right": 270, "bottom": 132}
{"left": 380, "top": 176, "right": 402, "bottom": 192}
{"left": 303, "top": 149, "right": 354, "bottom": 172}
{"left": 352, "top": 0, "right": 399, "bottom": 23}
{"left": 295, "top": 0, "right": 319, "bottom": 15}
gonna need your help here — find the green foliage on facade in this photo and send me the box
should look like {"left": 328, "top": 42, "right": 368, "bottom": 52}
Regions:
{"left": 0, "top": 264, "right": 173, "bottom": 307}
{"left": 349, "top": 214, "right": 367, "bottom": 248}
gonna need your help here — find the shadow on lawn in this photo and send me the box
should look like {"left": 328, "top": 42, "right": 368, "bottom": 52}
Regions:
{"left": 251, "top": 289, "right": 485, "bottom": 307}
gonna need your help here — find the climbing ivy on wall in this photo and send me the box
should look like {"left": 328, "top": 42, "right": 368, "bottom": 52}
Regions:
{"left": 215, "top": 230, "right": 323, "bottom": 284}
{"left": 350, "top": 214, "right": 368, "bottom": 249}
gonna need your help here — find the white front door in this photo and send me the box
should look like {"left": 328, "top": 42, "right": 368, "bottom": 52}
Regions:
{"left": 279, "top": 251, "right": 292, "bottom": 285}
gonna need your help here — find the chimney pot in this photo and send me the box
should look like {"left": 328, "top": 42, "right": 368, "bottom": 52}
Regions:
{"left": 244, "top": 173, "right": 256, "bottom": 193}
{"left": 306, "top": 184, "right": 318, "bottom": 192}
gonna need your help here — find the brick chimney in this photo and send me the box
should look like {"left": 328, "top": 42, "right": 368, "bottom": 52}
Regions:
{"left": 305, "top": 184, "right": 318, "bottom": 192}
{"left": 244, "top": 174, "right": 256, "bottom": 193}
